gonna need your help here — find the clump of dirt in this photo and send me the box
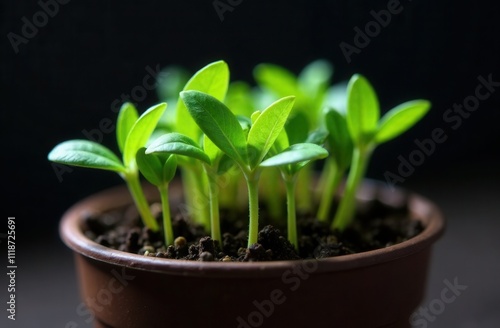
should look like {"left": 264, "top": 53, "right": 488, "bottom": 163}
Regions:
{"left": 83, "top": 197, "right": 423, "bottom": 262}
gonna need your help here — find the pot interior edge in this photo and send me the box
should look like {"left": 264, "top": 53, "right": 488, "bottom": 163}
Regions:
{"left": 59, "top": 180, "right": 445, "bottom": 278}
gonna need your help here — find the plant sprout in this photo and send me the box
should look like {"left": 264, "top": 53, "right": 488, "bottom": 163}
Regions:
{"left": 316, "top": 108, "right": 353, "bottom": 222}
{"left": 48, "top": 102, "right": 166, "bottom": 231}
{"left": 136, "top": 149, "right": 178, "bottom": 246}
{"left": 180, "top": 90, "right": 295, "bottom": 247}
{"left": 48, "top": 60, "right": 431, "bottom": 256}
{"left": 331, "top": 74, "right": 431, "bottom": 231}
{"left": 261, "top": 138, "right": 328, "bottom": 248}
{"left": 146, "top": 132, "right": 226, "bottom": 243}
{"left": 174, "top": 60, "right": 230, "bottom": 228}
{"left": 254, "top": 60, "right": 333, "bottom": 212}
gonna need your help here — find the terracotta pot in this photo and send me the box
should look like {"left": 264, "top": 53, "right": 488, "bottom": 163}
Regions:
{"left": 60, "top": 181, "right": 445, "bottom": 328}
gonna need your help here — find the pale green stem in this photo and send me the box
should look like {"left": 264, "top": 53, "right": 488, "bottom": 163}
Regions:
{"left": 317, "top": 159, "right": 343, "bottom": 223}
{"left": 296, "top": 165, "right": 313, "bottom": 212}
{"left": 217, "top": 171, "right": 233, "bottom": 208}
{"left": 245, "top": 172, "right": 260, "bottom": 247}
{"left": 315, "top": 158, "right": 334, "bottom": 201}
{"left": 205, "top": 169, "right": 222, "bottom": 242}
{"left": 331, "top": 147, "right": 371, "bottom": 231}
{"left": 124, "top": 171, "right": 159, "bottom": 231}
{"left": 181, "top": 165, "right": 210, "bottom": 229}
{"left": 284, "top": 175, "right": 298, "bottom": 250}
{"left": 159, "top": 184, "right": 174, "bottom": 246}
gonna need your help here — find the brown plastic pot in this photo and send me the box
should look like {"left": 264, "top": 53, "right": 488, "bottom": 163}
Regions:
{"left": 60, "top": 181, "right": 444, "bottom": 328}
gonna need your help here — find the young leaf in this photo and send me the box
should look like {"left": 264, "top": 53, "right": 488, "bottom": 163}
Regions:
{"left": 48, "top": 140, "right": 125, "bottom": 172}
{"left": 116, "top": 103, "right": 139, "bottom": 153}
{"left": 346, "top": 74, "right": 380, "bottom": 146}
{"left": 306, "top": 129, "right": 329, "bottom": 146}
{"left": 203, "top": 134, "right": 221, "bottom": 163}
{"left": 374, "top": 100, "right": 431, "bottom": 144}
{"left": 162, "top": 154, "right": 178, "bottom": 183}
{"left": 217, "top": 154, "right": 236, "bottom": 175}
{"left": 225, "top": 81, "right": 255, "bottom": 117}
{"left": 298, "top": 59, "right": 333, "bottom": 96}
{"left": 269, "top": 128, "right": 289, "bottom": 156}
{"left": 253, "top": 64, "right": 299, "bottom": 99}
{"left": 180, "top": 90, "right": 248, "bottom": 166}
{"left": 260, "top": 143, "right": 328, "bottom": 169}
{"left": 137, "top": 148, "right": 178, "bottom": 187}
{"left": 247, "top": 96, "right": 295, "bottom": 168}
{"left": 237, "top": 115, "right": 252, "bottom": 134}
{"left": 250, "top": 110, "right": 261, "bottom": 124}
{"left": 176, "top": 61, "right": 230, "bottom": 140}
{"left": 156, "top": 65, "right": 190, "bottom": 102}
{"left": 298, "top": 60, "right": 333, "bottom": 112}
{"left": 285, "top": 112, "right": 309, "bottom": 145}
{"left": 325, "top": 109, "right": 353, "bottom": 169}
{"left": 123, "top": 103, "right": 167, "bottom": 166}
{"left": 136, "top": 148, "right": 164, "bottom": 186}
{"left": 146, "top": 133, "right": 211, "bottom": 165}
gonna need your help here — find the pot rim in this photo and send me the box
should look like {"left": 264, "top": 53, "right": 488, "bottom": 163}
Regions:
{"left": 60, "top": 180, "right": 445, "bottom": 278}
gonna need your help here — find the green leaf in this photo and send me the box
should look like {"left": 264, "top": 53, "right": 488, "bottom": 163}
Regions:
{"left": 136, "top": 148, "right": 164, "bottom": 186}
{"left": 298, "top": 60, "right": 333, "bottom": 112}
{"left": 285, "top": 112, "right": 309, "bottom": 145}
{"left": 253, "top": 64, "right": 300, "bottom": 99}
{"left": 298, "top": 60, "right": 333, "bottom": 96}
{"left": 247, "top": 96, "right": 295, "bottom": 168}
{"left": 162, "top": 154, "right": 178, "bottom": 183}
{"left": 180, "top": 91, "right": 248, "bottom": 166}
{"left": 237, "top": 115, "right": 252, "bottom": 134}
{"left": 260, "top": 143, "right": 328, "bottom": 168}
{"left": 116, "top": 103, "right": 139, "bottom": 153}
{"left": 325, "top": 109, "right": 354, "bottom": 170}
{"left": 203, "top": 134, "right": 221, "bottom": 163}
{"left": 48, "top": 140, "right": 125, "bottom": 172}
{"left": 123, "top": 103, "right": 167, "bottom": 167}
{"left": 346, "top": 74, "right": 380, "bottom": 146}
{"left": 270, "top": 128, "right": 289, "bottom": 156}
{"left": 250, "top": 111, "right": 261, "bottom": 124}
{"left": 156, "top": 65, "right": 190, "bottom": 102}
{"left": 176, "top": 61, "right": 230, "bottom": 140}
{"left": 225, "top": 81, "right": 255, "bottom": 117}
{"left": 217, "top": 154, "right": 236, "bottom": 175}
{"left": 374, "top": 100, "right": 431, "bottom": 144}
{"left": 146, "top": 132, "right": 211, "bottom": 165}
{"left": 306, "top": 129, "right": 329, "bottom": 146}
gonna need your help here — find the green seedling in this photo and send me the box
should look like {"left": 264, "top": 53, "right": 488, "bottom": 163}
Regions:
{"left": 254, "top": 60, "right": 333, "bottom": 212}
{"left": 49, "top": 59, "right": 431, "bottom": 257}
{"left": 48, "top": 103, "right": 166, "bottom": 231}
{"left": 261, "top": 138, "right": 328, "bottom": 248}
{"left": 146, "top": 132, "right": 226, "bottom": 242}
{"left": 316, "top": 108, "right": 353, "bottom": 222}
{"left": 136, "top": 149, "right": 178, "bottom": 246}
{"left": 174, "top": 60, "right": 230, "bottom": 228}
{"left": 331, "top": 74, "right": 431, "bottom": 231}
{"left": 181, "top": 90, "right": 295, "bottom": 247}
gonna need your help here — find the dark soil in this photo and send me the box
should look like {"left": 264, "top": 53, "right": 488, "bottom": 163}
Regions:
{"left": 83, "top": 197, "right": 423, "bottom": 262}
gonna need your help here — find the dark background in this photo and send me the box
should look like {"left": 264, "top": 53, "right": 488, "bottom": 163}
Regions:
{"left": 1, "top": 0, "right": 499, "bottom": 327}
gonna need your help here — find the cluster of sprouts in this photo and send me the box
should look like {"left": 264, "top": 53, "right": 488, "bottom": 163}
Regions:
{"left": 49, "top": 60, "right": 430, "bottom": 250}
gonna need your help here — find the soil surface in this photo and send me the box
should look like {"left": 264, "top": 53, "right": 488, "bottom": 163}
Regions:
{"left": 83, "top": 197, "right": 423, "bottom": 262}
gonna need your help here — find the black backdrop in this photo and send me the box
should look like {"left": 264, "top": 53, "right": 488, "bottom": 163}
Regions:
{"left": 2, "top": 0, "right": 499, "bottom": 240}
